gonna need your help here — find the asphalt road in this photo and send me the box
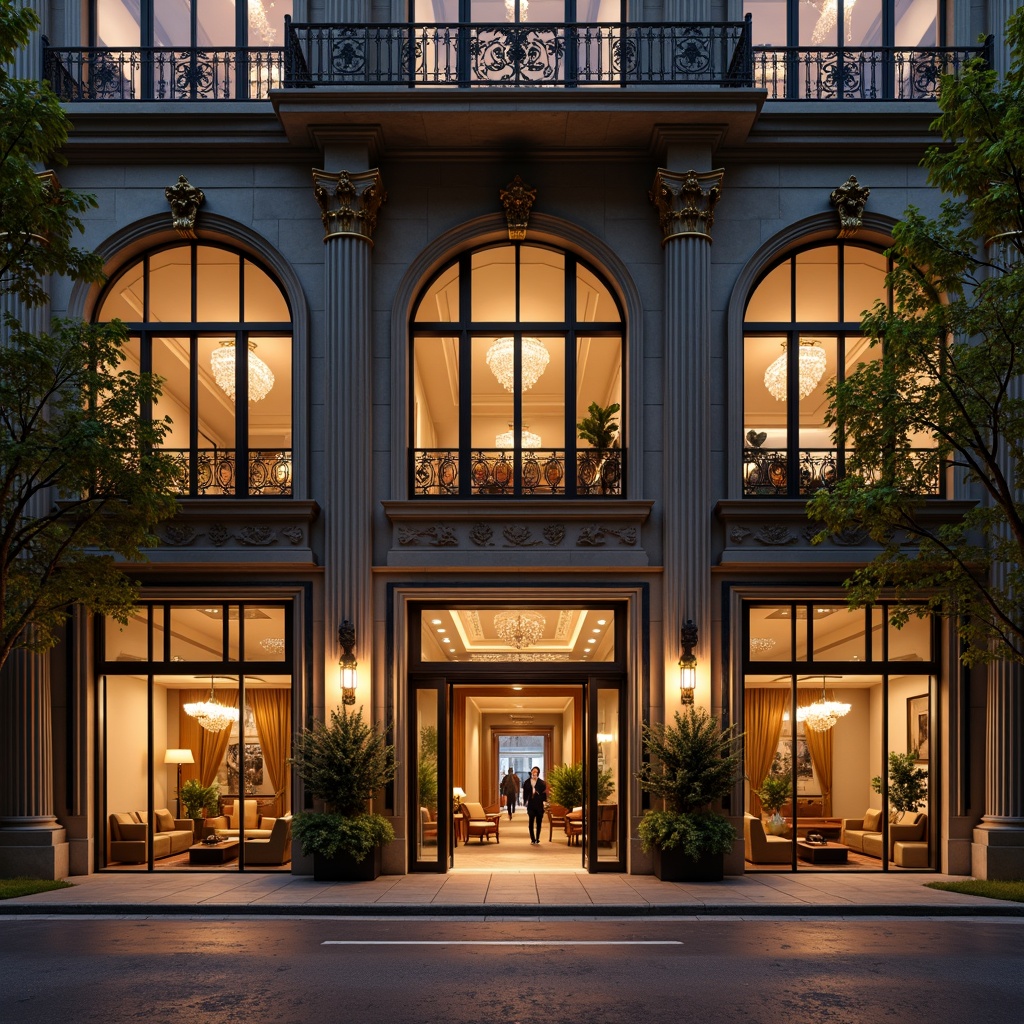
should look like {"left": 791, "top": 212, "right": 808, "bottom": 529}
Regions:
{"left": 1, "top": 917, "right": 1023, "bottom": 1024}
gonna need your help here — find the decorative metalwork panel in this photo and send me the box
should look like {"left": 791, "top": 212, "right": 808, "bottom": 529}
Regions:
{"left": 412, "top": 448, "right": 623, "bottom": 497}
{"left": 165, "top": 449, "right": 293, "bottom": 497}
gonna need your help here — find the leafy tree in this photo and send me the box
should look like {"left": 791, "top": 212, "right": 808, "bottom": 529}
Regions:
{"left": 872, "top": 751, "right": 928, "bottom": 820}
{"left": 0, "top": 1, "right": 178, "bottom": 671}
{"left": 808, "top": 9, "right": 1024, "bottom": 666}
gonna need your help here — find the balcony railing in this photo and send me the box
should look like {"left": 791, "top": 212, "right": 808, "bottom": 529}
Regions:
{"left": 165, "top": 448, "right": 293, "bottom": 497}
{"left": 413, "top": 448, "right": 624, "bottom": 497}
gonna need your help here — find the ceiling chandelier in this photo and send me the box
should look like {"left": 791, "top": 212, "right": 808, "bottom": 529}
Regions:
{"left": 259, "top": 637, "right": 285, "bottom": 654}
{"left": 184, "top": 678, "right": 240, "bottom": 733}
{"left": 486, "top": 336, "right": 549, "bottom": 393}
{"left": 798, "top": 678, "right": 851, "bottom": 732}
{"left": 808, "top": 0, "right": 856, "bottom": 45}
{"left": 495, "top": 424, "right": 542, "bottom": 448}
{"left": 493, "top": 610, "right": 546, "bottom": 650}
{"left": 504, "top": 0, "right": 529, "bottom": 19}
{"left": 749, "top": 636, "right": 776, "bottom": 655}
{"left": 763, "top": 339, "right": 827, "bottom": 402}
{"left": 211, "top": 340, "right": 275, "bottom": 403}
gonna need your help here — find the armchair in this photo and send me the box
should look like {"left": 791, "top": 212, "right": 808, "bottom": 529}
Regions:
{"left": 546, "top": 804, "right": 568, "bottom": 841}
{"left": 244, "top": 814, "right": 292, "bottom": 866}
{"left": 744, "top": 813, "right": 793, "bottom": 865}
{"left": 461, "top": 801, "right": 500, "bottom": 844}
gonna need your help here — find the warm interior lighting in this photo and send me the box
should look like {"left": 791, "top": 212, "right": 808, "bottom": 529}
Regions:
{"left": 763, "top": 339, "right": 826, "bottom": 402}
{"left": 339, "top": 619, "right": 357, "bottom": 706}
{"left": 211, "top": 340, "right": 275, "bottom": 403}
{"left": 799, "top": 678, "right": 851, "bottom": 732}
{"left": 493, "top": 610, "right": 546, "bottom": 650}
{"left": 809, "top": 0, "right": 857, "bottom": 45}
{"left": 485, "top": 336, "right": 549, "bottom": 393}
{"left": 596, "top": 732, "right": 615, "bottom": 744}
{"left": 495, "top": 424, "right": 542, "bottom": 448}
{"left": 184, "top": 680, "right": 239, "bottom": 733}
{"left": 453, "top": 786, "right": 466, "bottom": 810}
{"left": 260, "top": 637, "right": 285, "bottom": 654}
{"left": 749, "top": 636, "right": 777, "bottom": 655}
{"left": 679, "top": 619, "right": 698, "bottom": 706}
{"left": 504, "top": 0, "right": 529, "bottom": 20}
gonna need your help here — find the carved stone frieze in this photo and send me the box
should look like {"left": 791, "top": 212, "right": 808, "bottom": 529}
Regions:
{"left": 469, "top": 523, "right": 494, "bottom": 547}
{"left": 650, "top": 168, "right": 724, "bottom": 244}
{"left": 543, "top": 525, "right": 566, "bottom": 545}
{"left": 830, "top": 175, "right": 870, "bottom": 237}
{"left": 237, "top": 525, "right": 276, "bottom": 546}
{"left": 503, "top": 524, "right": 542, "bottom": 547}
{"left": 312, "top": 168, "right": 386, "bottom": 244}
{"left": 165, "top": 175, "right": 205, "bottom": 239}
{"left": 500, "top": 175, "right": 537, "bottom": 240}
{"left": 398, "top": 525, "right": 458, "bottom": 547}
{"left": 577, "top": 525, "right": 638, "bottom": 546}
{"left": 162, "top": 524, "right": 201, "bottom": 546}
{"left": 209, "top": 523, "right": 229, "bottom": 547}
{"left": 753, "top": 525, "right": 797, "bottom": 546}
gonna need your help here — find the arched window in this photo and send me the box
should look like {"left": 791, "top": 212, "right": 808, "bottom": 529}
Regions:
{"left": 97, "top": 243, "right": 293, "bottom": 497}
{"left": 410, "top": 243, "right": 624, "bottom": 498}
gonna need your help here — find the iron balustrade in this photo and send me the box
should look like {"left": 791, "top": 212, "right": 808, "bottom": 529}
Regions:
{"left": 752, "top": 42, "right": 990, "bottom": 100}
{"left": 165, "top": 449, "right": 293, "bottom": 497}
{"left": 412, "top": 447, "right": 624, "bottom": 497}
{"left": 42, "top": 43, "right": 286, "bottom": 100}
{"left": 742, "top": 447, "right": 943, "bottom": 498}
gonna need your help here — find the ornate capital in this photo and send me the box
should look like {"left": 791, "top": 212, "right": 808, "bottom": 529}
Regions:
{"left": 830, "top": 175, "right": 870, "bottom": 237}
{"left": 165, "top": 175, "right": 205, "bottom": 239}
{"left": 650, "top": 168, "right": 724, "bottom": 244}
{"left": 313, "top": 168, "right": 386, "bottom": 244}
{"left": 500, "top": 175, "right": 537, "bottom": 240}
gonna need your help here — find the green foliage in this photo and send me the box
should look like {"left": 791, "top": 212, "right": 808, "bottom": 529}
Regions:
{"left": 546, "top": 761, "right": 615, "bottom": 809}
{"left": 417, "top": 725, "right": 438, "bottom": 809}
{"left": 0, "top": 876, "right": 73, "bottom": 899}
{"left": 291, "top": 811, "right": 396, "bottom": 863}
{"left": 807, "top": 8, "right": 1024, "bottom": 667}
{"left": 289, "top": 705, "right": 398, "bottom": 817}
{"left": 754, "top": 774, "right": 791, "bottom": 816}
{"left": 928, "top": 879, "right": 1024, "bottom": 903}
{"left": 637, "top": 809, "right": 736, "bottom": 858}
{"left": 576, "top": 402, "right": 620, "bottom": 449}
{"left": 179, "top": 779, "right": 220, "bottom": 821}
{"left": 872, "top": 751, "right": 928, "bottom": 818}
{"left": 635, "top": 707, "right": 742, "bottom": 814}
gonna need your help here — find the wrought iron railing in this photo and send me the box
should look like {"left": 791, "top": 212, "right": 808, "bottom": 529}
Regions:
{"left": 752, "top": 42, "right": 989, "bottom": 100}
{"left": 412, "top": 447, "right": 624, "bottom": 497}
{"left": 283, "top": 20, "right": 752, "bottom": 87}
{"left": 743, "top": 447, "right": 942, "bottom": 497}
{"left": 42, "top": 43, "right": 285, "bottom": 100}
{"left": 165, "top": 448, "right": 293, "bottom": 497}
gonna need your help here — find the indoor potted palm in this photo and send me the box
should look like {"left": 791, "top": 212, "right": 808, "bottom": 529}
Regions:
{"left": 180, "top": 778, "right": 220, "bottom": 833}
{"left": 289, "top": 705, "right": 398, "bottom": 881}
{"left": 576, "top": 401, "right": 621, "bottom": 494}
{"left": 635, "top": 707, "right": 742, "bottom": 881}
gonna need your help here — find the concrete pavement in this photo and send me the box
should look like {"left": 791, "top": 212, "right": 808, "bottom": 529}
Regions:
{"left": 2, "top": 867, "right": 1022, "bottom": 917}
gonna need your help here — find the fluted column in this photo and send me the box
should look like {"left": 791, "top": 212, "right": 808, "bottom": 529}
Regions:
{"left": 7, "top": 0, "right": 44, "bottom": 80}
{"left": 312, "top": 168, "right": 386, "bottom": 711}
{"left": 322, "top": 0, "right": 370, "bottom": 22}
{"left": 650, "top": 168, "right": 723, "bottom": 705}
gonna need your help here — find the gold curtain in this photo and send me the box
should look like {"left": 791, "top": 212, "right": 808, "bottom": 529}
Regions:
{"left": 178, "top": 689, "right": 240, "bottom": 788}
{"left": 250, "top": 688, "right": 291, "bottom": 816}
{"left": 745, "top": 689, "right": 789, "bottom": 817}
{"left": 452, "top": 691, "right": 466, "bottom": 799}
{"left": 177, "top": 689, "right": 206, "bottom": 788}
{"left": 798, "top": 688, "right": 835, "bottom": 816}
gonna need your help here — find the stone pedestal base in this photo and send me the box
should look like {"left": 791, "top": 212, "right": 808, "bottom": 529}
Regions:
{"left": 0, "top": 824, "right": 69, "bottom": 880}
{"left": 971, "top": 823, "right": 1024, "bottom": 881}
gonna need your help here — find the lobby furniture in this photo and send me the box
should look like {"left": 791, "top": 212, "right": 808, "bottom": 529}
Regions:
{"left": 109, "top": 810, "right": 194, "bottom": 864}
{"left": 461, "top": 802, "right": 500, "bottom": 844}
{"left": 597, "top": 804, "right": 617, "bottom": 846}
{"left": 780, "top": 796, "right": 824, "bottom": 818}
{"left": 244, "top": 815, "right": 293, "bottom": 866}
{"left": 565, "top": 809, "right": 583, "bottom": 846}
{"left": 546, "top": 804, "right": 568, "bottom": 841}
{"left": 744, "top": 813, "right": 792, "bottom": 864}
{"left": 188, "top": 838, "right": 240, "bottom": 865}
{"left": 203, "top": 799, "right": 275, "bottom": 840}
{"left": 841, "top": 809, "right": 928, "bottom": 861}
{"left": 420, "top": 806, "right": 438, "bottom": 844}
{"left": 894, "top": 840, "right": 929, "bottom": 868}
{"left": 796, "top": 839, "right": 849, "bottom": 864}
{"left": 787, "top": 818, "right": 842, "bottom": 841}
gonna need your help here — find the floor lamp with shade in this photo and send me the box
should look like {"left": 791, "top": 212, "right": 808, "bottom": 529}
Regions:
{"left": 164, "top": 748, "right": 195, "bottom": 818}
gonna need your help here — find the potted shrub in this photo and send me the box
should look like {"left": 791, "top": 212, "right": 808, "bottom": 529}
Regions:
{"left": 180, "top": 778, "right": 220, "bottom": 832}
{"left": 635, "top": 707, "right": 742, "bottom": 881}
{"left": 872, "top": 751, "right": 928, "bottom": 822}
{"left": 546, "top": 761, "right": 615, "bottom": 810}
{"left": 754, "top": 774, "right": 791, "bottom": 835}
{"left": 289, "top": 705, "right": 398, "bottom": 881}
{"left": 576, "top": 401, "right": 621, "bottom": 494}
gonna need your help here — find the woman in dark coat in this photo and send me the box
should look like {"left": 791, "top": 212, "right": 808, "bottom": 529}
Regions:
{"left": 522, "top": 766, "right": 547, "bottom": 845}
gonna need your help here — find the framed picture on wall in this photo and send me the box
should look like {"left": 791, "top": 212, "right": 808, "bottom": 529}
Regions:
{"left": 907, "top": 694, "right": 929, "bottom": 762}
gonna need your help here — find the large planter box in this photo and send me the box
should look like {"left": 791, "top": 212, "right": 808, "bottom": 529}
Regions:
{"left": 653, "top": 846, "right": 724, "bottom": 882}
{"left": 313, "top": 845, "right": 382, "bottom": 882}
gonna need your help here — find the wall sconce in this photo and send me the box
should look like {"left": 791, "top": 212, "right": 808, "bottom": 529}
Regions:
{"left": 339, "top": 619, "right": 357, "bottom": 706}
{"left": 679, "top": 619, "right": 698, "bottom": 705}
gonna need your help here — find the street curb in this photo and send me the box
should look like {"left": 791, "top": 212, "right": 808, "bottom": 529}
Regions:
{"left": 2, "top": 901, "right": 1022, "bottom": 917}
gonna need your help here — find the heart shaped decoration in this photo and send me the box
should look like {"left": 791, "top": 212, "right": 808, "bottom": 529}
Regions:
{"left": 746, "top": 430, "right": 767, "bottom": 448}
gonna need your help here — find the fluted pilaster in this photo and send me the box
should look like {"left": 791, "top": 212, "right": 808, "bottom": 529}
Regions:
{"left": 651, "top": 168, "right": 723, "bottom": 696}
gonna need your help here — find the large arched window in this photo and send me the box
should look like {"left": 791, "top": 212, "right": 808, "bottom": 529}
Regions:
{"left": 97, "top": 243, "right": 293, "bottom": 497}
{"left": 411, "top": 243, "right": 624, "bottom": 498}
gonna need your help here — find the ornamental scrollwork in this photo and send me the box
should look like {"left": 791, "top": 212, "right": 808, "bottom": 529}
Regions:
{"left": 209, "top": 523, "right": 229, "bottom": 547}
{"left": 469, "top": 523, "right": 494, "bottom": 546}
{"left": 500, "top": 175, "right": 537, "bottom": 240}
{"left": 165, "top": 175, "right": 205, "bottom": 239}
{"left": 503, "top": 524, "right": 541, "bottom": 547}
{"left": 543, "top": 524, "right": 566, "bottom": 546}
{"left": 650, "top": 168, "right": 724, "bottom": 243}
{"left": 162, "top": 524, "right": 200, "bottom": 546}
{"left": 753, "top": 525, "right": 797, "bottom": 546}
{"left": 237, "top": 525, "right": 276, "bottom": 546}
{"left": 312, "top": 168, "right": 387, "bottom": 243}
{"left": 397, "top": 525, "right": 459, "bottom": 547}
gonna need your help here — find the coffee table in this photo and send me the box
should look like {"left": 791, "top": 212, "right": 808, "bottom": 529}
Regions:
{"left": 796, "top": 840, "right": 848, "bottom": 865}
{"left": 188, "top": 838, "right": 240, "bottom": 865}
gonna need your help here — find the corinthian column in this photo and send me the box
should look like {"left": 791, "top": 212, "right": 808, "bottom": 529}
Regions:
{"left": 650, "top": 168, "right": 723, "bottom": 706}
{"left": 312, "top": 168, "right": 386, "bottom": 710}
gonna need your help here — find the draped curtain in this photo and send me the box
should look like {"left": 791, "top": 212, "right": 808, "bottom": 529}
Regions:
{"left": 249, "top": 688, "right": 292, "bottom": 816}
{"left": 177, "top": 689, "right": 205, "bottom": 788}
{"left": 798, "top": 688, "right": 835, "bottom": 816}
{"left": 745, "top": 689, "right": 789, "bottom": 816}
{"left": 178, "top": 689, "right": 239, "bottom": 788}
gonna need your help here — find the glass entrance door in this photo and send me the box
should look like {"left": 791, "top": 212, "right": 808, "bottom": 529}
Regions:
{"left": 587, "top": 676, "right": 625, "bottom": 870}
{"left": 411, "top": 679, "right": 450, "bottom": 871}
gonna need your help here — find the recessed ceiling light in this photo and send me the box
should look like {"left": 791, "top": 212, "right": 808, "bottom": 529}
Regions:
{"left": 592, "top": 628, "right": 601, "bottom": 633}
{"left": 437, "top": 628, "right": 446, "bottom": 633}
{"left": 442, "top": 637, "right": 451, "bottom": 644}
{"left": 431, "top": 618, "right": 442, "bottom": 625}
{"left": 597, "top": 619, "right": 607, "bottom": 625}
{"left": 584, "top": 648, "right": 591, "bottom": 654}
{"left": 512, "top": 685, "right": 523, "bottom": 691}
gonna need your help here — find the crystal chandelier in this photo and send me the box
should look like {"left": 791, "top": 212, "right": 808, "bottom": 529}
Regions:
{"left": 259, "top": 637, "right": 285, "bottom": 654}
{"left": 495, "top": 424, "right": 542, "bottom": 448}
{"left": 486, "top": 337, "right": 550, "bottom": 393}
{"left": 763, "top": 339, "right": 827, "bottom": 402}
{"left": 808, "top": 0, "right": 856, "bottom": 45}
{"left": 749, "top": 636, "right": 776, "bottom": 655}
{"left": 211, "top": 340, "right": 275, "bottom": 403}
{"left": 504, "top": 0, "right": 529, "bottom": 20}
{"left": 184, "top": 679, "right": 240, "bottom": 733}
{"left": 493, "top": 610, "right": 546, "bottom": 650}
{"left": 798, "top": 679, "right": 851, "bottom": 732}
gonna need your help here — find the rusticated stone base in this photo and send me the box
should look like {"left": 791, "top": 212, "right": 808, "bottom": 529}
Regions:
{"left": 0, "top": 823, "right": 69, "bottom": 880}
{"left": 971, "top": 823, "right": 1024, "bottom": 881}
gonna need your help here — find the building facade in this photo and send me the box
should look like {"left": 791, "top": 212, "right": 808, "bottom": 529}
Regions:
{"left": 2, "top": 0, "right": 1022, "bottom": 881}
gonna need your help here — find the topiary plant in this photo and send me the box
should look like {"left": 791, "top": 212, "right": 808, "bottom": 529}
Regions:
{"left": 872, "top": 750, "right": 928, "bottom": 821}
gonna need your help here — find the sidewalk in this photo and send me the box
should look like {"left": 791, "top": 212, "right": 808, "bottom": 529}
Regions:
{"left": 3, "top": 868, "right": 1022, "bottom": 917}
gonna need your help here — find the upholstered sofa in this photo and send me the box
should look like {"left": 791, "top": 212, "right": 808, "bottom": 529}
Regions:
{"left": 744, "top": 813, "right": 793, "bottom": 864}
{"left": 841, "top": 808, "right": 928, "bottom": 860}
{"left": 109, "top": 809, "right": 194, "bottom": 863}
{"left": 203, "top": 799, "right": 275, "bottom": 840}
{"left": 244, "top": 814, "right": 293, "bottom": 866}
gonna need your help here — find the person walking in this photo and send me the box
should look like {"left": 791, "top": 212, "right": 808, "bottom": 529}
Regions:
{"left": 523, "top": 766, "right": 547, "bottom": 845}
{"left": 500, "top": 767, "right": 519, "bottom": 819}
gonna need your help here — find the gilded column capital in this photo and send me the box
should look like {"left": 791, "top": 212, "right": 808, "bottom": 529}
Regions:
{"left": 313, "top": 168, "right": 387, "bottom": 244}
{"left": 650, "top": 168, "right": 724, "bottom": 244}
